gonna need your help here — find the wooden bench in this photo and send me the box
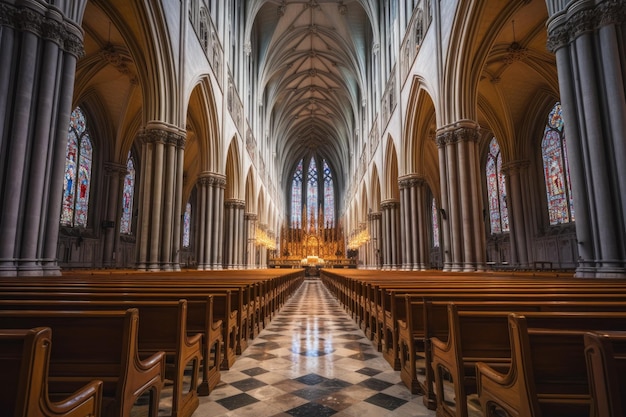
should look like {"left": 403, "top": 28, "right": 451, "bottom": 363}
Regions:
{"left": 0, "top": 299, "right": 202, "bottom": 417}
{"left": 476, "top": 312, "right": 626, "bottom": 417}
{"left": 584, "top": 330, "right": 626, "bottom": 417}
{"left": 0, "top": 327, "right": 103, "bottom": 417}
{"left": 0, "top": 309, "right": 165, "bottom": 417}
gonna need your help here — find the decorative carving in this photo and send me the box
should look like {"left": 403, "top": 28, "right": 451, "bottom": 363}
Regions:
{"left": 547, "top": 2, "right": 626, "bottom": 52}
{"left": 503, "top": 42, "right": 528, "bottom": 65}
{"left": 1, "top": 3, "right": 84, "bottom": 57}
{"left": 501, "top": 160, "right": 530, "bottom": 176}
{"left": 398, "top": 174, "right": 425, "bottom": 189}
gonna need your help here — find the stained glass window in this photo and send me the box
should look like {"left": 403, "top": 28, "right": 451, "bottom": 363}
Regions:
{"left": 291, "top": 160, "right": 303, "bottom": 227}
{"left": 542, "top": 102, "right": 575, "bottom": 225}
{"left": 61, "top": 107, "right": 93, "bottom": 227}
{"left": 323, "top": 160, "right": 334, "bottom": 228}
{"left": 183, "top": 203, "right": 192, "bottom": 248}
{"left": 486, "top": 137, "right": 509, "bottom": 234}
{"left": 120, "top": 152, "right": 135, "bottom": 234}
{"left": 432, "top": 197, "right": 439, "bottom": 248}
{"left": 307, "top": 158, "right": 319, "bottom": 231}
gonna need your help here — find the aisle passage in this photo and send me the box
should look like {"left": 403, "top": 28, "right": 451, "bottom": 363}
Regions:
{"left": 195, "top": 278, "right": 435, "bottom": 417}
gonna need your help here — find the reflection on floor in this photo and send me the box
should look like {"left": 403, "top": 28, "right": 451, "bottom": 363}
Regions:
{"left": 193, "top": 278, "right": 436, "bottom": 417}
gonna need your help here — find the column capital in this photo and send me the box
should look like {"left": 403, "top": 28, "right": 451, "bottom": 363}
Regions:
{"left": 435, "top": 121, "right": 480, "bottom": 147}
{"left": 103, "top": 161, "right": 128, "bottom": 177}
{"left": 245, "top": 213, "right": 258, "bottom": 221}
{"left": 398, "top": 174, "right": 426, "bottom": 189}
{"left": 224, "top": 199, "right": 246, "bottom": 209}
{"left": 381, "top": 199, "right": 400, "bottom": 210}
{"left": 547, "top": 1, "right": 626, "bottom": 52}
{"left": 501, "top": 160, "right": 530, "bottom": 175}
{"left": 199, "top": 172, "right": 226, "bottom": 188}
{"left": 368, "top": 212, "right": 382, "bottom": 221}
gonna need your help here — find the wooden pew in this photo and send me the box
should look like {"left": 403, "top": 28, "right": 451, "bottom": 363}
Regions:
{"left": 0, "top": 309, "right": 165, "bottom": 417}
{"left": 584, "top": 330, "right": 626, "bottom": 417}
{"left": 400, "top": 297, "right": 626, "bottom": 411}
{"left": 0, "top": 327, "right": 103, "bottom": 417}
{"left": 476, "top": 312, "right": 626, "bottom": 417}
{"left": 0, "top": 299, "right": 202, "bottom": 417}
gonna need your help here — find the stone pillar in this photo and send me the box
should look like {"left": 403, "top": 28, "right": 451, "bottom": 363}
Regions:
{"left": 368, "top": 212, "right": 382, "bottom": 269}
{"left": 214, "top": 180, "right": 225, "bottom": 269}
{"left": 195, "top": 172, "right": 226, "bottom": 270}
{"left": 547, "top": 0, "right": 626, "bottom": 277}
{"left": 502, "top": 161, "right": 531, "bottom": 269}
{"left": 435, "top": 122, "right": 486, "bottom": 272}
{"left": 195, "top": 176, "right": 208, "bottom": 269}
{"left": 381, "top": 199, "right": 401, "bottom": 270}
{"left": 102, "top": 162, "right": 127, "bottom": 268}
{"left": 0, "top": 1, "right": 83, "bottom": 276}
{"left": 223, "top": 199, "right": 245, "bottom": 269}
{"left": 245, "top": 213, "right": 258, "bottom": 269}
{"left": 399, "top": 174, "right": 429, "bottom": 271}
{"left": 135, "top": 126, "right": 186, "bottom": 271}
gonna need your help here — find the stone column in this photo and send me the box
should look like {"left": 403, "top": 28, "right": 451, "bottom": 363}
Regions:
{"left": 135, "top": 126, "right": 186, "bottom": 271}
{"left": 547, "top": 0, "right": 626, "bottom": 277}
{"left": 368, "top": 212, "right": 382, "bottom": 269}
{"left": 102, "top": 162, "right": 127, "bottom": 268}
{"left": 399, "top": 174, "right": 429, "bottom": 271}
{"left": 435, "top": 122, "right": 486, "bottom": 272}
{"left": 212, "top": 175, "right": 226, "bottom": 269}
{"left": 0, "top": 1, "right": 83, "bottom": 276}
{"left": 245, "top": 213, "right": 258, "bottom": 269}
{"left": 381, "top": 199, "right": 401, "bottom": 270}
{"left": 195, "top": 176, "right": 208, "bottom": 269}
{"left": 502, "top": 161, "right": 531, "bottom": 268}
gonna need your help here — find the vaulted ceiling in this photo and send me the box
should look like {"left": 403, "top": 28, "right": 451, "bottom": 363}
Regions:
{"left": 250, "top": 0, "right": 375, "bottom": 206}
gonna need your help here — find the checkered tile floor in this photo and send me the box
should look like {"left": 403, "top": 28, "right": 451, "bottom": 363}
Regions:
{"left": 192, "top": 278, "right": 436, "bottom": 417}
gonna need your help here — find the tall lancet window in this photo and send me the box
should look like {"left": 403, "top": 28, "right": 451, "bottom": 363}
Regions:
{"left": 542, "top": 102, "right": 575, "bottom": 225}
{"left": 431, "top": 197, "right": 439, "bottom": 248}
{"left": 182, "top": 203, "right": 192, "bottom": 248}
{"left": 61, "top": 107, "right": 93, "bottom": 227}
{"left": 307, "top": 158, "right": 319, "bottom": 231}
{"left": 291, "top": 160, "right": 303, "bottom": 227}
{"left": 120, "top": 152, "right": 135, "bottom": 234}
{"left": 486, "top": 137, "right": 509, "bottom": 234}
{"left": 323, "top": 160, "right": 335, "bottom": 227}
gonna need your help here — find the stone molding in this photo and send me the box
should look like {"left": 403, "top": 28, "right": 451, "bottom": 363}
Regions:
{"left": 380, "top": 199, "right": 400, "bottom": 210}
{"left": 198, "top": 172, "right": 227, "bottom": 188}
{"left": 398, "top": 174, "right": 425, "bottom": 189}
{"left": 0, "top": 2, "right": 84, "bottom": 57}
{"left": 547, "top": 1, "right": 626, "bottom": 51}
{"left": 501, "top": 160, "right": 530, "bottom": 176}
{"left": 224, "top": 199, "right": 246, "bottom": 209}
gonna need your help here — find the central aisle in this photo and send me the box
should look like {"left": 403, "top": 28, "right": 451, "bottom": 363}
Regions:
{"left": 195, "top": 278, "right": 435, "bottom": 417}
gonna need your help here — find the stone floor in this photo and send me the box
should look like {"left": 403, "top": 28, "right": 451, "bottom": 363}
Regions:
{"left": 191, "top": 277, "right": 437, "bottom": 417}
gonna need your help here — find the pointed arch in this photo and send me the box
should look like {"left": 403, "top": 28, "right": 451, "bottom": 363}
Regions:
{"left": 225, "top": 137, "right": 242, "bottom": 200}
{"left": 245, "top": 168, "right": 257, "bottom": 214}
{"left": 383, "top": 136, "right": 400, "bottom": 201}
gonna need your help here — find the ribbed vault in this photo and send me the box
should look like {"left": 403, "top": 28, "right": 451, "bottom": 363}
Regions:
{"left": 249, "top": 0, "right": 374, "bottom": 213}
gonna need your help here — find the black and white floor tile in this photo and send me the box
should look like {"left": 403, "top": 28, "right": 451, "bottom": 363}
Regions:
{"left": 192, "top": 278, "right": 436, "bottom": 417}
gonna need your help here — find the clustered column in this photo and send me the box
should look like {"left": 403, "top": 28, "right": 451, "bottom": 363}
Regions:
{"left": 381, "top": 199, "right": 401, "bottom": 270}
{"left": 245, "top": 213, "right": 258, "bottom": 269}
{"left": 399, "top": 174, "right": 429, "bottom": 270}
{"left": 435, "top": 122, "right": 486, "bottom": 272}
{"left": 224, "top": 199, "right": 246, "bottom": 269}
{"left": 135, "top": 126, "right": 186, "bottom": 271}
{"left": 102, "top": 162, "right": 128, "bottom": 268}
{"left": 195, "top": 172, "right": 226, "bottom": 270}
{"left": 368, "top": 212, "right": 382, "bottom": 269}
{"left": 501, "top": 160, "right": 533, "bottom": 269}
{"left": 547, "top": 0, "right": 626, "bottom": 277}
{"left": 0, "top": 1, "right": 83, "bottom": 276}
